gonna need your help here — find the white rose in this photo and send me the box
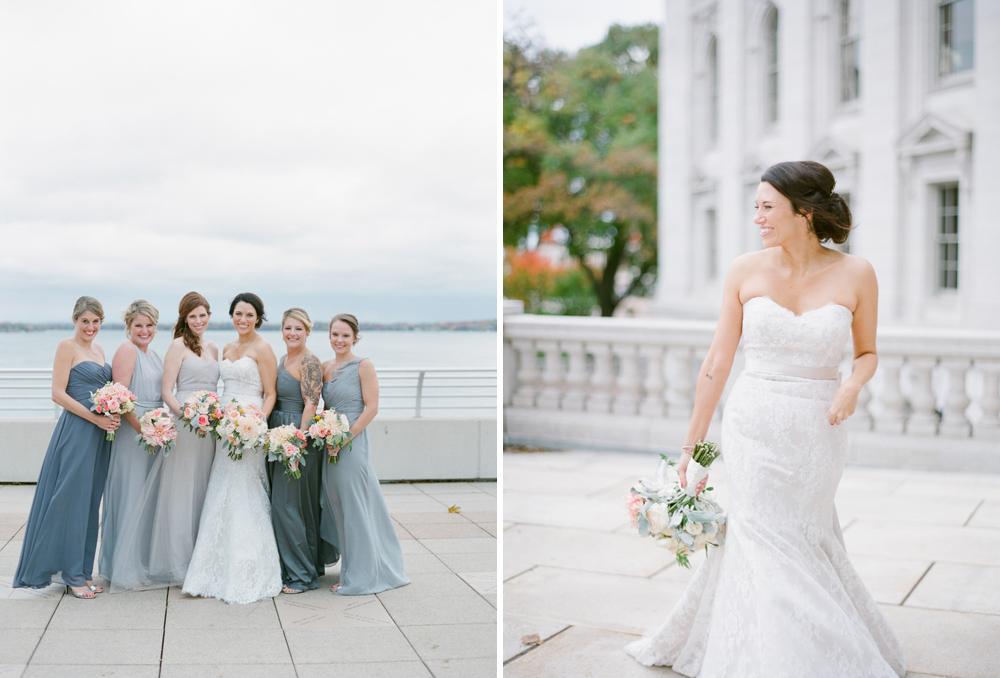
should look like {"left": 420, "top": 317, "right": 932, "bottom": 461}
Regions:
{"left": 694, "top": 534, "right": 709, "bottom": 551}
{"left": 684, "top": 520, "right": 704, "bottom": 536}
{"left": 645, "top": 503, "right": 671, "bottom": 535}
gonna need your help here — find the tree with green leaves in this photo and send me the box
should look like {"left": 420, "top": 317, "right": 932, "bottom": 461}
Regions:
{"left": 503, "top": 23, "right": 658, "bottom": 317}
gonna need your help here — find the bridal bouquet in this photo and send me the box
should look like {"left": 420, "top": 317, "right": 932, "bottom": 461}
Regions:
{"left": 179, "top": 390, "right": 222, "bottom": 439}
{"left": 89, "top": 381, "right": 137, "bottom": 441}
{"left": 627, "top": 443, "right": 726, "bottom": 568}
{"left": 215, "top": 399, "right": 268, "bottom": 460}
{"left": 307, "top": 408, "right": 353, "bottom": 463}
{"left": 135, "top": 407, "right": 178, "bottom": 456}
{"left": 263, "top": 424, "right": 309, "bottom": 479}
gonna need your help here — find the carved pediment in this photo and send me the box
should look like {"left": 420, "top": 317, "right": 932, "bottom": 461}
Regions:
{"left": 899, "top": 114, "right": 972, "bottom": 158}
{"left": 809, "top": 138, "right": 858, "bottom": 171}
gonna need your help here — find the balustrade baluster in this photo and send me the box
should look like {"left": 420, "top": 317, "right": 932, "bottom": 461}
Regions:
{"left": 561, "top": 341, "right": 588, "bottom": 412}
{"left": 906, "top": 357, "right": 939, "bottom": 435}
{"left": 586, "top": 342, "right": 614, "bottom": 413}
{"left": 874, "top": 356, "right": 906, "bottom": 433}
{"left": 939, "top": 358, "right": 972, "bottom": 437}
{"left": 510, "top": 338, "right": 539, "bottom": 408}
{"left": 638, "top": 344, "right": 666, "bottom": 417}
{"left": 665, "top": 346, "right": 695, "bottom": 422}
{"left": 849, "top": 383, "right": 873, "bottom": 430}
{"left": 974, "top": 360, "right": 1000, "bottom": 439}
{"left": 613, "top": 343, "right": 641, "bottom": 415}
{"left": 535, "top": 340, "right": 563, "bottom": 410}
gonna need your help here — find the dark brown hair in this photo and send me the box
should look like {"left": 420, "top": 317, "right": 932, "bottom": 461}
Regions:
{"left": 174, "top": 292, "right": 211, "bottom": 356}
{"left": 229, "top": 292, "right": 266, "bottom": 329}
{"left": 329, "top": 313, "right": 361, "bottom": 344}
{"left": 761, "top": 161, "right": 852, "bottom": 244}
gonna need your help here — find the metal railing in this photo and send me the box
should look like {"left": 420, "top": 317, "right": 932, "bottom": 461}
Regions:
{"left": 0, "top": 367, "right": 497, "bottom": 419}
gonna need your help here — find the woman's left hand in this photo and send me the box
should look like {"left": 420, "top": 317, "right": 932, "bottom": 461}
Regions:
{"left": 828, "top": 383, "right": 860, "bottom": 426}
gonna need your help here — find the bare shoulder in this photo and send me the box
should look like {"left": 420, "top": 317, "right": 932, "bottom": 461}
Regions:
{"left": 838, "top": 253, "right": 877, "bottom": 285}
{"left": 202, "top": 340, "right": 219, "bottom": 360}
{"left": 358, "top": 358, "right": 377, "bottom": 375}
{"left": 301, "top": 352, "right": 321, "bottom": 367}
{"left": 726, "top": 250, "right": 769, "bottom": 280}
{"left": 114, "top": 341, "right": 138, "bottom": 359}
{"left": 321, "top": 359, "right": 336, "bottom": 379}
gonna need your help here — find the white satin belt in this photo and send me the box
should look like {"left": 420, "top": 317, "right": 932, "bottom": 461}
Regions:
{"left": 743, "top": 358, "right": 839, "bottom": 381}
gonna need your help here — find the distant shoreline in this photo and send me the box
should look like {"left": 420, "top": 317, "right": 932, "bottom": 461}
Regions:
{"left": 0, "top": 319, "right": 497, "bottom": 333}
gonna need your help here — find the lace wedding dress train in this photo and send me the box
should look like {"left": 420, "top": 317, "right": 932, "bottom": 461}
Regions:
{"left": 626, "top": 296, "right": 906, "bottom": 678}
{"left": 182, "top": 356, "right": 281, "bottom": 604}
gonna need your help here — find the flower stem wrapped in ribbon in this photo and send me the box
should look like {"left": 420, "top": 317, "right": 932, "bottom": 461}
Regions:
{"left": 89, "top": 381, "right": 137, "bottom": 441}
{"left": 626, "top": 450, "right": 726, "bottom": 568}
{"left": 307, "top": 408, "right": 353, "bottom": 463}
{"left": 263, "top": 424, "right": 309, "bottom": 480}
{"left": 135, "top": 407, "right": 178, "bottom": 456}
{"left": 683, "top": 439, "right": 721, "bottom": 497}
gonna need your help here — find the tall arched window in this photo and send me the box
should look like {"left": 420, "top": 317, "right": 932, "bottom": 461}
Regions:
{"left": 764, "top": 6, "right": 779, "bottom": 124}
{"left": 840, "top": 0, "right": 861, "bottom": 101}
{"left": 708, "top": 35, "right": 719, "bottom": 144}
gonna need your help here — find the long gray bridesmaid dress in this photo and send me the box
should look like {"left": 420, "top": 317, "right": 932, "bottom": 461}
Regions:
{"left": 109, "top": 354, "right": 219, "bottom": 591}
{"left": 98, "top": 347, "right": 163, "bottom": 580}
{"left": 320, "top": 358, "right": 408, "bottom": 595}
{"left": 14, "top": 361, "right": 112, "bottom": 589}
{"left": 268, "top": 358, "right": 338, "bottom": 591}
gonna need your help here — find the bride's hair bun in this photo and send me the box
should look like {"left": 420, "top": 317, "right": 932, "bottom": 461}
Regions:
{"left": 761, "top": 161, "right": 853, "bottom": 245}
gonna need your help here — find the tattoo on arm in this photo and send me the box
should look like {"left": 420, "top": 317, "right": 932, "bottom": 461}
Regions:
{"left": 705, "top": 374, "right": 714, "bottom": 380}
{"left": 300, "top": 355, "right": 322, "bottom": 407}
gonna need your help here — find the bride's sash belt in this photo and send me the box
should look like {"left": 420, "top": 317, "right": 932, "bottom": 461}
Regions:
{"left": 743, "top": 358, "right": 839, "bottom": 381}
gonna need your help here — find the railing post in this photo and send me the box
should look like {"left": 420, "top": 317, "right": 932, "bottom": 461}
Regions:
{"left": 939, "top": 358, "right": 972, "bottom": 437}
{"left": 612, "top": 343, "right": 641, "bottom": 415}
{"left": 535, "top": 340, "right": 563, "bottom": 410}
{"left": 665, "top": 346, "right": 694, "bottom": 422}
{"left": 975, "top": 360, "right": 1000, "bottom": 439}
{"left": 906, "top": 357, "right": 939, "bottom": 435}
{"left": 638, "top": 343, "right": 666, "bottom": 418}
{"left": 585, "top": 341, "right": 613, "bottom": 413}
{"left": 414, "top": 371, "right": 425, "bottom": 418}
{"left": 511, "top": 339, "right": 538, "bottom": 408}
{"left": 561, "top": 341, "right": 588, "bottom": 412}
{"left": 874, "top": 355, "right": 906, "bottom": 433}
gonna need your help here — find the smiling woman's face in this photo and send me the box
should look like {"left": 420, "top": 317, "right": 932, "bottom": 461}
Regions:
{"left": 74, "top": 310, "right": 101, "bottom": 342}
{"left": 232, "top": 301, "right": 258, "bottom": 335}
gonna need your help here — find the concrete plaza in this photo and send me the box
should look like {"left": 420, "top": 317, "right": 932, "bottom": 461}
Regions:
{"left": 503, "top": 449, "right": 1000, "bottom": 678}
{"left": 0, "top": 480, "right": 497, "bottom": 677}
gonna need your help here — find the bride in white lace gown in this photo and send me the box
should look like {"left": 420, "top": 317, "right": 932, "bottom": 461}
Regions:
{"left": 627, "top": 162, "right": 905, "bottom": 677}
{"left": 182, "top": 293, "right": 281, "bottom": 604}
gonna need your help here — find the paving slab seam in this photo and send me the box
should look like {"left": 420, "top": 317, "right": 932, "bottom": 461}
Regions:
{"left": 376, "top": 600, "right": 435, "bottom": 677}
{"left": 275, "top": 597, "right": 302, "bottom": 678}
{"left": 962, "top": 499, "right": 985, "bottom": 527}
{"left": 20, "top": 585, "right": 59, "bottom": 670}
{"left": 899, "top": 561, "right": 935, "bottom": 607}
{"left": 502, "top": 623, "right": 572, "bottom": 666}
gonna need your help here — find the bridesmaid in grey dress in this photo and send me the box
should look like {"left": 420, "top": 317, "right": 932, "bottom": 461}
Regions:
{"left": 320, "top": 313, "right": 408, "bottom": 595}
{"left": 269, "top": 308, "right": 338, "bottom": 593}
{"left": 14, "top": 296, "right": 121, "bottom": 598}
{"left": 109, "top": 292, "right": 220, "bottom": 591}
{"left": 98, "top": 300, "right": 164, "bottom": 581}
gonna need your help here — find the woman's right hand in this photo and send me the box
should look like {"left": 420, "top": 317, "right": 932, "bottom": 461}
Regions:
{"left": 677, "top": 453, "right": 709, "bottom": 495}
{"left": 93, "top": 413, "right": 121, "bottom": 432}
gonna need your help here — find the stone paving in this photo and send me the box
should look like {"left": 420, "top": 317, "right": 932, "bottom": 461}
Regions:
{"left": 0, "top": 480, "right": 497, "bottom": 677}
{"left": 503, "top": 449, "right": 1000, "bottom": 678}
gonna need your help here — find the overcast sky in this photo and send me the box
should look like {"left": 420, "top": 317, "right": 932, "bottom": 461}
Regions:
{"left": 0, "top": 1, "right": 497, "bottom": 324}
{"left": 503, "top": 0, "right": 662, "bottom": 54}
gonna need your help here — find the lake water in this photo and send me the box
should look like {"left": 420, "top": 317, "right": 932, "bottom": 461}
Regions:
{"left": 0, "top": 330, "right": 497, "bottom": 418}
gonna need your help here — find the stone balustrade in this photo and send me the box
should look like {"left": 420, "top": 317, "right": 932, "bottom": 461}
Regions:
{"left": 503, "top": 311, "right": 1000, "bottom": 472}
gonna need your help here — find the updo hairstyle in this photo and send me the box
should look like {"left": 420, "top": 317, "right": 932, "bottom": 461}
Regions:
{"left": 174, "top": 291, "right": 211, "bottom": 356}
{"left": 73, "top": 296, "right": 105, "bottom": 322}
{"left": 229, "top": 292, "right": 266, "bottom": 329}
{"left": 282, "top": 307, "right": 313, "bottom": 332}
{"left": 760, "top": 161, "right": 852, "bottom": 244}
{"left": 329, "top": 313, "right": 361, "bottom": 344}
{"left": 123, "top": 299, "right": 159, "bottom": 334}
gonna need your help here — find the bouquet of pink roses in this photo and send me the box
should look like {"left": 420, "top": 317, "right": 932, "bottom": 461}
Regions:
{"left": 626, "top": 442, "right": 726, "bottom": 568}
{"left": 135, "top": 407, "right": 178, "bottom": 456}
{"left": 307, "top": 408, "right": 352, "bottom": 463}
{"left": 263, "top": 424, "right": 310, "bottom": 479}
{"left": 89, "top": 381, "right": 137, "bottom": 441}
{"left": 214, "top": 399, "right": 268, "bottom": 460}
{"left": 179, "top": 390, "right": 222, "bottom": 439}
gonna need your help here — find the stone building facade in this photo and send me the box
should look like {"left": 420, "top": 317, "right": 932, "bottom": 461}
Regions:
{"left": 653, "top": 0, "right": 1000, "bottom": 330}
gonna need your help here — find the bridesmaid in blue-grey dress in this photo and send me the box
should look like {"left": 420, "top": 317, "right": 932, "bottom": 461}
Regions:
{"left": 320, "top": 313, "right": 408, "bottom": 595}
{"left": 14, "top": 296, "right": 121, "bottom": 598}
{"left": 269, "top": 308, "right": 338, "bottom": 593}
{"left": 98, "top": 300, "right": 164, "bottom": 581}
{"left": 109, "top": 292, "right": 220, "bottom": 592}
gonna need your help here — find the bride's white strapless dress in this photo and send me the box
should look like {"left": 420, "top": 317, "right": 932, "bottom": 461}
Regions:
{"left": 182, "top": 357, "right": 282, "bottom": 604}
{"left": 626, "top": 296, "right": 906, "bottom": 678}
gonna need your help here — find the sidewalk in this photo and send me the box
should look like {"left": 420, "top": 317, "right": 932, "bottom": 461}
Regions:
{"left": 0, "top": 480, "right": 497, "bottom": 677}
{"left": 503, "top": 449, "right": 1000, "bottom": 678}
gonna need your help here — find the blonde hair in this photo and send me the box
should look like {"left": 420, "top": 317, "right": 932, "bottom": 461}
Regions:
{"left": 72, "top": 296, "right": 104, "bottom": 322}
{"left": 123, "top": 299, "right": 160, "bottom": 333}
{"left": 329, "top": 313, "right": 361, "bottom": 343}
{"left": 282, "top": 307, "right": 313, "bottom": 332}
